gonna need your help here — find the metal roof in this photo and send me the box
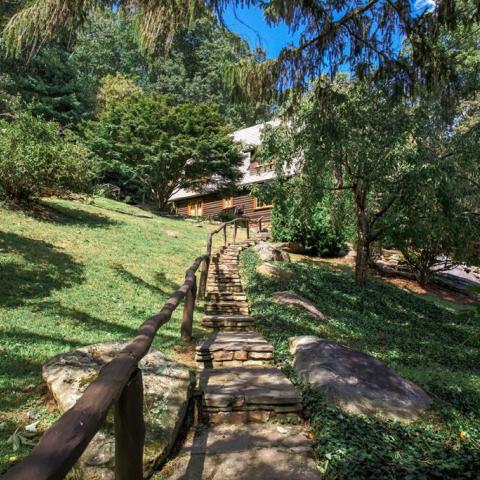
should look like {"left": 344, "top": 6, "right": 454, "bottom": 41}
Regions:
{"left": 169, "top": 121, "right": 287, "bottom": 202}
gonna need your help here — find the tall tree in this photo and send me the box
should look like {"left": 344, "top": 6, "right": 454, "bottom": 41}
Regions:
{"left": 82, "top": 90, "right": 243, "bottom": 209}
{"left": 263, "top": 77, "right": 422, "bottom": 286}
{"left": 2, "top": 45, "right": 95, "bottom": 125}
{"left": 147, "top": 15, "right": 269, "bottom": 127}
{"left": 71, "top": 10, "right": 268, "bottom": 126}
{"left": 386, "top": 95, "right": 480, "bottom": 283}
{"left": 4, "top": 1, "right": 479, "bottom": 99}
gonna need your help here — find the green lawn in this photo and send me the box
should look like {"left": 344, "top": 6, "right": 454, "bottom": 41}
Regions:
{"left": 240, "top": 250, "right": 480, "bottom": 479}
{"left": 0, "top": 197, "right": 218, "bottom": 472}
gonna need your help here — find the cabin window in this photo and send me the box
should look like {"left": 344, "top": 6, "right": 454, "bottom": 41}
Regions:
{"left": 188, "top": 200, "right": 203, "bottom": 216}
{"left": 253, "top": 197, "right": 273, "bottom": 210}
{"left": 222, "top": 197, "right": 234, "bottom": 209}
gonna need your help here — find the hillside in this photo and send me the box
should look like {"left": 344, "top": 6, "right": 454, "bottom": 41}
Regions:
{"left": 0, "top": 197, "right": 215, "bottom": 472}
{"left": 240, "top": 250, "right": 480, "bottom": 479}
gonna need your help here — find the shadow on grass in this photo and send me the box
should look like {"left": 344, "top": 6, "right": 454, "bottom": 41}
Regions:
{"left": 0, "top": 305, "right": 138, "bottom": 415}
{"left": 112, "top": 266, "right": 180, "bottom": 296}
{"left": 243, "top": 255, "right": 478, "bottom": 371}
{"left": 240, "top": 249, "right": 480, "bottom": 479}
{"left": 36, "top": 301, "right": 139, "bottom": 338}
{"left": 21, "top": 200, "right": 118, "bottom": 228}
{"left": 0, "top": 332, "right": 84, "bottom": 413}
{"left": 0, "top": 231, "right": 85, "bottom": 307}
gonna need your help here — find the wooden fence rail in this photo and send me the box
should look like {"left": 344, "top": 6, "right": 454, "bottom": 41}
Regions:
{"left": 4, "top": 216, "right": 263, "bottom": 480}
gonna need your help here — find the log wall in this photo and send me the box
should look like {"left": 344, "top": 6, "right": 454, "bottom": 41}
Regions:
{"left": 174, "top": 191, "right": 272, "bottom": 221}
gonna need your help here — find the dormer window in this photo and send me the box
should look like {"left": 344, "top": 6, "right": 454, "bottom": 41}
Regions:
{"left": 250, "top": 148, "right": 275, "bottom": 173}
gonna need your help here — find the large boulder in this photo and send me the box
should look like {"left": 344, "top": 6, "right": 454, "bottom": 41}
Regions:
{"left": 43, "top": 342, "right": 194, "bottom": 479}
{"left": 289, "top": 336, "right": 430, "bottom": 423}
{"left": 272, "top": 291, "right": 325, "bottom": 320}
{"left": 256, "top": 263, "right": 294, "bottom": 281}
{"left": 255, "top": 242, "right": 290, "bottom": 262}
{"left": 271, "top": 242, "right": 307, "bottom": 255}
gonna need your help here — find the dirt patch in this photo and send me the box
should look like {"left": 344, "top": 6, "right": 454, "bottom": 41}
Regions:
{"left": 292, "top": 253, "right": 472, "bottom": 305}
{"left": 375, "top": 274, "right": 474, "bottom": 305}
{"left": 172, "top": 343, "right": 198, "bottom": 369}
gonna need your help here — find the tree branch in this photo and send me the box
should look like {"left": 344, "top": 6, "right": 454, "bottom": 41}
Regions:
{"left": 277, "top": 0, "right": 382, "bottom": 58}
{"left": 370, "top": 193, "right": 399, "bottom": 227}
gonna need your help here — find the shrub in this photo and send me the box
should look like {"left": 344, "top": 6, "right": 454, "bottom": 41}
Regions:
{"left": 269, "top": 177, "right": 346, "bottom": 256}
{"left": 82, "top": 92, "right": 241, "bottom": 209}
{"left": 0, "top": 112, "right": 96, "bottom": 202}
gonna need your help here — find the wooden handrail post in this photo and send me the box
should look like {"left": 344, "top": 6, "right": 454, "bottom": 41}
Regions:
{"left": 233, "top": 222, "right": 238, "bottom": 244}
{"left": 181, "top": 275, "right": 196, "bottom": 341}
{"left": 115, "top": 369, "right": 145, "bottom": 480}
{"left": 246, "top": 219, "right": 250, "bottom": 239}
{"left": 223, "top": 224, "right": 227, "bottom": 246}
{"left": 198, "top": 256, "right": 209, "bottom": 300}
{"left": 259, "top": 218, "right": 263, "bottom": 233}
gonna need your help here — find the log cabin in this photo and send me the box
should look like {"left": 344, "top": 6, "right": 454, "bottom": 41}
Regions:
{"left": 169, "top": 121, "right": 293, "bottom": 223}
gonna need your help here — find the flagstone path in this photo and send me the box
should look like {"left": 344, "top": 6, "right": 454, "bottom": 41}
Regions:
{"left": 167, "top": 239, "right": 321, "bottom": 479}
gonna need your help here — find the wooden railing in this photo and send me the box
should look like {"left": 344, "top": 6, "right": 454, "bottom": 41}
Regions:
{"left": 4, "top": 216, "right": 261, "bottom": 480}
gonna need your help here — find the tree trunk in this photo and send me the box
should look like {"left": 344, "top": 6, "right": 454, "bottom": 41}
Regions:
{"left": 355, "top": 234, "right": 370, "bottom": 286}
{"left": 354, "top": 182, "right": 370, "bottom": 287}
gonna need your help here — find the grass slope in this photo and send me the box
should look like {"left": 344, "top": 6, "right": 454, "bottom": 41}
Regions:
{"left": 240, "top": 250, "right": 480, "bottom": 479}
{"left": 0, "top": 197, "right": 213, "bottom": 472}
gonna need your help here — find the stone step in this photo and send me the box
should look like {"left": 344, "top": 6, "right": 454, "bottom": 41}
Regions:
{"left": 166, "top": 424, "right": 321, "bottom": 480}
{"left": 207, "top": 276, "right": 241, "bottom": 281}
{"left": 210, "top": 268, "right": 240, "bottom": 272}
{"left": 209, "top": 268, "right": 240, "bottom": 272}
{"left": 205, "top": 312, "right": 250, "bottom": 318}
{"left": 210, "top": 265, "right": 240, "bottom": 270}
{"left": 207, "top": 286, "right": 244, "bottom": 293}
{"left": 205, "top": 308, "right": 250, "bottom": 316}
{"left": 208, "top": 274, "right": 241, "bottom": 278}
{"left": 205, "top": 306, "right": 249, "bottom": 313}
{"left": 209, "top": 273, "right": 240, "bottom": 278}
{"left": 201, "top": 315, "right": 255, "bottom": 331}
{"left": 209, "top": 271, "right": 240, "bottom": 275}
{"left": 200, "top": 367, "right": 302, "bottom": 424}
{"left": 205, "top": 301, "right": 249, "bottom": 308}
{"left": 208, "top": 284, "right": 243, "bottom": 291}
{"left": 208, "top": 274, "right": 240, "bottom": 279}
{"left": 196, "top": 332, "right": 274, "bottom": 368}
{"left": 209, "top": 269, "right": 240, "bottom": 274}
{"left": 206, "top": 293, "right": 247, "bottom": 302}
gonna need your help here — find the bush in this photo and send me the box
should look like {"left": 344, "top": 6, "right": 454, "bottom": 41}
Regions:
{"left": 82, "top": 92, "right": 242, "bottom": 209}
{"left": 269, "top": 178, "right": 346, "bottom": 256}
{"left": 0, "top": 112, "right": 96, "bottom": 202}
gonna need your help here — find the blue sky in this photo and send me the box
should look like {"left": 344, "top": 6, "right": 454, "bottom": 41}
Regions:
{"left": 223, "top": 5, "right": 300, "bottom": 59}
{"left": 223, "top": 2, "right": 434, "bottom": 60}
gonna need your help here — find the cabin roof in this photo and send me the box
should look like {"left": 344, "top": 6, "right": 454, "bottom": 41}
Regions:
{"left": 168, "top": 120, "right": 286, "bottom": 202}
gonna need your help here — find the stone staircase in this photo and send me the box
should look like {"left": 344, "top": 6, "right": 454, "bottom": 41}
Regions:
{"left": 201, "top": 240, "right": 256, "bottom": 331}
{"left": 166, "top": 238, "right": 321, "bottom": 479}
